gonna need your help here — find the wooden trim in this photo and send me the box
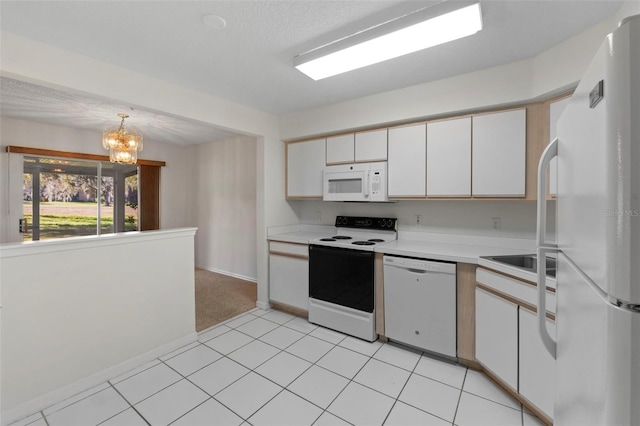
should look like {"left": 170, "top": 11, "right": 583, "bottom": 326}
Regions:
{"left": 325, "top": 160, "right": 355, "bottom": 166}
{"left": 478, "top": 265, "right": 556, "bottom": 293}
{"left": 524, "top": 102, "right": 546, "bottom": 200}
{"left": 269, "top": 302, "right": 308, "bottom": 318}
{"left": 374, "top": 252, "right": 385, "bottom": 338}
{"left": 519, "top": 302, "right": 556, "bottom": 321}
{"left": 285, "top": 196, "right": 323, "bottom": 200}
{"left": 458, "top": 358, "right": 483, "bottom": 371}
{"left": 476, "top": 283, "right": 555, "bottom": 320}
{"left": 457, "top": 263, "right": 477, "bottom": 363}
{"left": 268, "top": 241, "right": 308, "bottom": 247}
{"left": 139, "top": 164, "right": 160, "bottom": 231}
{"left": 268, "top": 251, "right": 309, "bottom": 261}
{"left": 284, "top": 141, "right": 289, "bottom": 199}
{"left": 7, "top": 146, "right": 166, "bottom": 167}
{"left": 353, "top": 158, "right": 387, "bottom": 164}
{"left": 481, "top": 365, "right": 553, "bottom": 426}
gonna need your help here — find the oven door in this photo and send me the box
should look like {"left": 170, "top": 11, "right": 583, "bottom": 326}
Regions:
{"left": 308, "top": 244, "right": 375, "bottom": 312}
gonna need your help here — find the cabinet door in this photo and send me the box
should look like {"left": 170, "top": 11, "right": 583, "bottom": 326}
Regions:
{"left": 269, "top": 254, "right": 309, "bottom": 311}
{"left": 519, "top": 307, "right": 556, "bottom": 419}
{"left": 326, "top": 134, "right": 355, "bottom": 164}
{"left": 286, "top": 139, "right": 325, "bottom": 198}
{"left": 388, "top": 124, "right": 426, "bottom": 197}
{"left": 472, "top": 109, "right": 526, "bottom": 197}
{"left": 475, "top": 288, "right": 518, "bottom": 390}
{"left": 355, "top": 129, "right": 387, "bottom": 162}
{"left": 549, "top": 97, "right": 570, "bottom": 197}
{"left": 427, "top": 117, "right": 471, "bottom": 197}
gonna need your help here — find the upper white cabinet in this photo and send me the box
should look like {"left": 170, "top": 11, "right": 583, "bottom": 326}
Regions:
{"left": 286, "top": 138, "right": 325, "bottom": 198}
{"left": 326, "top": 134, "right": 355, "bottom": 164}
{"left": 549, "top": 97, "right": 571, "bottom": 197}
{"left": 426, "top": 117, "right": 472, "bottom": 197}
{"left": 388, "top": 124, "right": 426, "bottom": 198}
{"left": 472, "top": 109, "right": 527, "bottom": 197}
{"left": 355, "top": 129, "right": 387, "bottom": 162}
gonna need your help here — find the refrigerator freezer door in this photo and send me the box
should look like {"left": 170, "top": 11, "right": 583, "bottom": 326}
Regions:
{"left": 556, "top": 253, "right": 640, "bottom": 426}
{"left": 556, "top": 15, "right": 640, "bottom": 304}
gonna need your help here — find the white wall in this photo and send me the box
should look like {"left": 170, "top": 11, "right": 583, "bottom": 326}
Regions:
{"left": 0, "top": 117, "right": 191, "bottom": 243}
{"left": 0, "top": 228, "right": 197, "bottom": 424}
{"left": 188, "top": 136, "right": 257, "bottom": 281}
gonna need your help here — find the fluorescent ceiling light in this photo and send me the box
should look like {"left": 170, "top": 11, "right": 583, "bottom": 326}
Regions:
{"left": 294, "top": 1, "right": 483, "bottom": 80}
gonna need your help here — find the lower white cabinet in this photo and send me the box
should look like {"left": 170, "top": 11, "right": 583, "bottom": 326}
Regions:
{"left": 268, "top": 242, "right": 309, "bottom": 311}
{"left": 475, "top": 287, "right": 518, "bottom": 390}
{"left": 519, "top": 307, "right": 556, "bottom": 418}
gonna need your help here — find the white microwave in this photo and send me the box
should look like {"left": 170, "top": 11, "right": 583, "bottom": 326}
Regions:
{"left": 323, "top": 162, "right": 388, "bottom": 202}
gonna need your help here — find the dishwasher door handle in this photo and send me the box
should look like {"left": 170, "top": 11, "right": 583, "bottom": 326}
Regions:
{"left": 406, "top": 268, "right": 428, "bottom": 275}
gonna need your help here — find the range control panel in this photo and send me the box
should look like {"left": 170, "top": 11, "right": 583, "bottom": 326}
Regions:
{"left": 335, "top": 216, "right": 397, "bottom": 230}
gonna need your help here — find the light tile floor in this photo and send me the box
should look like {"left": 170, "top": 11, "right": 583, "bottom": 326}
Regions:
{"left": 10, "top": 309, "right": 547, "bottom": 426}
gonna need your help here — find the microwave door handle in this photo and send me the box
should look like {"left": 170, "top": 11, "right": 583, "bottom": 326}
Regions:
{"left": 363, "top": 171, "right": 370, "bottom": 197}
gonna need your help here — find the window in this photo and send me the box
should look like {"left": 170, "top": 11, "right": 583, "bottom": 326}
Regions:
{"left": 22, "top": 156, "right": 139, "bottom": 241}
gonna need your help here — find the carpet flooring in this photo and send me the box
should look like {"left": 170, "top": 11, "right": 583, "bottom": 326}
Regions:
{"left": 195, "top": 268, "right": 257, "bottom": 332}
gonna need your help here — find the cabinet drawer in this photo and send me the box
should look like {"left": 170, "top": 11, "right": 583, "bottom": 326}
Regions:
{"left": 269, "top": 241, "right": 308, "bottom": 258}
{"left": 476, "top": 267, "right": 556, "bottom": 314}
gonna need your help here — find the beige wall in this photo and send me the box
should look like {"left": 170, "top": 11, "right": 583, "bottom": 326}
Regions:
{"left": 188, "top": 135, "right": 257, "bottom": 281}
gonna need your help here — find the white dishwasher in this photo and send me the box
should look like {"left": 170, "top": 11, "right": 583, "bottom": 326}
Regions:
{"left": 383, "top": 255, "right": 457, "bottom": 358}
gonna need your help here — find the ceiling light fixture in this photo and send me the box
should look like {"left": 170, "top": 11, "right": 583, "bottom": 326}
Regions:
{"left": 102, "top": 113, "right": 143, "bottom": 164}
{"left": 294, "top": 0, "right": 483, "bottom": 80}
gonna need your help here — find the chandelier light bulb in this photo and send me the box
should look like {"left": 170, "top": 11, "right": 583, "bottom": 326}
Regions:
{"left": 102, "top": 113, "right": 143, "bottom": 164}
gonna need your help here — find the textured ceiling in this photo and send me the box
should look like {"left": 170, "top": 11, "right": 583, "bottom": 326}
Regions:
{"left": 0, "top": 0, "right": 624, "bottom": 145}
{"left": 0, "top": 77, "right": 242, "bottom": 146}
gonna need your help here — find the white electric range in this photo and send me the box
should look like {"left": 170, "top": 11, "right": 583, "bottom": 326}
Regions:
{"left": 308, "top": 216, "right": 397, "bottom": 341}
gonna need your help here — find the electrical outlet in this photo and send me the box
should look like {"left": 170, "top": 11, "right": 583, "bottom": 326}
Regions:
{"left": 491, "top": 217, "right": 501, "bottom": 230}
{"left": 415, "top": 215, "right": 422, "bottom": 226}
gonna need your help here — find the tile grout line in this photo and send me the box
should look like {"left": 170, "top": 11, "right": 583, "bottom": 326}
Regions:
{"left": 105, "top": 382, "right": 151, "bottom": 426}
{"left": 379, "top": 345, "right": 424, "bottom": 426}
{"left": 19, "top": 309, "right": 521, "bottom": 426}
{"left": 451, "top": 367, "right": 469, "bottom": 425}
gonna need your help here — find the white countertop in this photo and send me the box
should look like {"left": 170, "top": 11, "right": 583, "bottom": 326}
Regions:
{"left": 376, "top": 239, "right": 533, "bottom": 264}
{"left": 268, "top": 225, "right": 538, "bottom": 265}
{"left": 268, "top": 231, "right": 334, "bottom": 244}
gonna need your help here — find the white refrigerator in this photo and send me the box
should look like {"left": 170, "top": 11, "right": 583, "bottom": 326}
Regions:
{"left": 536, "top": 14, "right": 640, "bottom": 426}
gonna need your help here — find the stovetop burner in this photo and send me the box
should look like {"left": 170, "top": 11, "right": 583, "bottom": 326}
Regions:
{"left": 352, "top": 241, "right": 376, "bottom": 246}
{"left": 311, "top": 216, "right": 397, "bottom": 251}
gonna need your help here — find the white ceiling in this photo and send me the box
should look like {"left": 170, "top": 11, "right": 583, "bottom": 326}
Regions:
{"left": 0, "top": 0, "right": 623, "bottom": 144}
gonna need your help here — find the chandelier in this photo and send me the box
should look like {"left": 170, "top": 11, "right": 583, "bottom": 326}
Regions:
{"left": 102, "top": 113, "right": 143, "bottom": 164}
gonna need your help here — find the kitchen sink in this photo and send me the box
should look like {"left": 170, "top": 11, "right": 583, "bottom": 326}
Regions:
{"left": 481, "top": 254, "right": 556, "bottom": 277}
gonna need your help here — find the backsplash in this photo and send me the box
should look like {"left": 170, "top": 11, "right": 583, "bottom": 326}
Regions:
{"left": 291, "top": 199, "right": 557, "bottom": 240}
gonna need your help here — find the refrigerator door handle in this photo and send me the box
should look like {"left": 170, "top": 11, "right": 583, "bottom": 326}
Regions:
{"left": 536, "top": 137, "right": 558, "bottom": 359}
